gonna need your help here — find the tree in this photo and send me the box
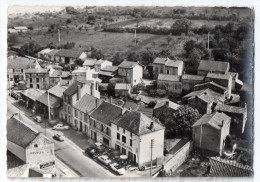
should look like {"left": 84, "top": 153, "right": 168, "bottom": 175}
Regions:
{"left": 90, "top": 48, "right": 104, "bottom": 60}
{"left": 158, "top": 49, "right": 173, "bottom": 59}
{"left": 75, "top": 59, "right": 84, "bottom": 66}
{"left": 166, "top": 34, "right": 172, "bottom": 46}
{"left": 185, "top": 48, "right": 202, "bottom": 74}
{"left": 214, "top": 29, "right": 223, "bottom": 43}
{"left": 140, "top": 50, "right": 158, "bottom": 67}
{"left": 8, "top": 33, "right": 19, "bottom": 44}
{"left": 184, "top": 40, "right": 196, "bottom": 57}
{"left": 94, "top": 26, "right": 99, "bottom": 32}
{"left": 127, "top": 52, "right": 141, "bottom": 62}
{"left": 66, "top": 19, "right": 72, "bottom": 24}
{"left": 112, "top": 52, "right": 125, "bottom": 66}
{"left": 20, "top": 41, "right": 41, "bottom": 56}
{"left": 171, "top": 18, "right": 191, "bottom": 35}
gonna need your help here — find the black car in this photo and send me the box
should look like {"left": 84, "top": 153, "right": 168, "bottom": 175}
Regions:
{"left": 85, "top": 147, "right": 97, "bottom": 158}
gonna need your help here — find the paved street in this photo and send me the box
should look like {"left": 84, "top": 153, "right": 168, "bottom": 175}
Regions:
{"left": 7, "top": 95, "right": 115, "bottom": 178}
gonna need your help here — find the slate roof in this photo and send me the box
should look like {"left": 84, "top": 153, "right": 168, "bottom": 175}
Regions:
{"left": 153, "top": 57, "right": 168, "bottom": 64}
{"left": 83, "top": 58, "right": 97, "bottom": 66}
{"left": 99, "top": 71, "right": 115, "bottom": 77}
{"left": 154, "top": 99, "right": 180, "bottom": 110}
{"left": 215, "top": 104, "right": 247, "bottom": 114}
{"left": 101, "top": 65, "right": 118, "bottom": 72}
{"left": 181, "top": 74, "right": 205, "bottom": 81}
{"left": 192, "top": 112, "right": 231, "bottom": 130}
{"left": 90, "top": 102, "right": 123, "bottom": 125}
{"left": 7, "top": 164, "right": 29, "bottom": 177}
{"left": 38, "top": 48, "right": 52, "bottom": 54}
{"left": 25, "top": 68, "right": 49, "bottom": 74}
{"left": 8, "top": 56, "right": 36, "bottom": 69}
{"left": 74, "top": 94, "right": 101, "bottom": 113}
{"left": 7, "top": 117, "right": 39, "bottom": 148}
{"left": 48, "top": 85, "right": 67, "bottom": 98}
{"left": 158, "top": 74, "right": 181, "bottom": 82}
{"left": 206, "top": 73, "right": 232, "bottom": 80}
{"left": 55, "top": 49, "right": 85, "bottom": 58}
{"left": 184, "top": 88, "right": 225, "bottom": 103}
{"left": 112, "top": 111, "right": 164, "bottom": 136}
{"left": 46, "top": 49, "right": 59, "bottom": 56}
{"left": 36, "top": 92, "right": 61, "bottom": 108}
{"left": 21, "top": 89, "right": 45, "bottom": 101}
{"left": 118, "top": 60, "right": 140, "bottom": 69}
{"left": 198, "top": 60, "right": 230, "bottom": 73}
{"left": 154, "top": 57, "right": 183, "bottom": 68}
{"left": 50, "top": 70, "right": 70, "bottom": 78}
{"left": 209, "top": 157, "right": 253, "bottom": 177}
{"left": 63, "top": 80, "right": 86, "bottom": 96}
{"left": 194, "top": 81, "right": 227, "bottom": 92}
{"left": 115, "top": 83, "right": 131, "bottom": 90}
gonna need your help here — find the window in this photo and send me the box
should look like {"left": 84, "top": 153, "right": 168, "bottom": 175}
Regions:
{"left": 122, "top": 136, "right": 126, "bottom": 143}
{"left": 75, "top": 110, "right": 78, "bottom": 118}
{"left": 101, "top": 124, "right": 104, "bottom": 132}
{"left": 103, "top": 137, "right": 109, "bottom": 145}
{"left": 30, "top": 74, "right": 32, "bottom": 77}
{"left": 130, "top": 139, "right": 132, "bottom": 147}
{"left": 106, "top": 128, "right": 110, "bottom": 135}
{"left": 117, "top": 133, "right": 120, "bottom": 140}
{"left": 30, "top": 84, "right": 33, "bottom": 88}
{"left": 43, "top": 78, "right": 46, "bottom": 82}
{"left": 115, "top": 144, "right": 120, "bottom": 151}
{"left": 122, "top": 148, "right": 126, "bottom": 155}
{"left": 30, "top": 78, "right": 32, "bottom": 83}
{"left": 134, "top": 80, "right": 136, "bottom": 83}
{"left": 117, "top": 126, "right": 119, "bottom": 131}
{"left": 13, "top": 69, "right": 15, "bottom": 72}
{"left": 155, "top": 67, "right": 158, "bottom": 73}
{"left": 21, "top": 69, "right": 23, "bottom": 73}
{"left": 37, "top": 84, "right": 40, "bottom": 89}
{"left": 123, "top": 129, "right": 125, "bottom": 134}
{"left": 126, "top": 72, "right": 128, "bottom": 76}
{"left": 93, "top": 120, "right": 96, "bottom": 128}
{"left": 167, "top": 70, "right": 169, "bottom": 74}
{"left": 160, "top": 67, "right": 163, "bottom": 73}
{"left": 36, "top": 78, "right": 39, "bottom": 82}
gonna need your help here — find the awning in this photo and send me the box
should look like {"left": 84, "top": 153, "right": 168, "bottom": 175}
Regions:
{"left": 36, "top": 93, "right": 61, "bottom": 108}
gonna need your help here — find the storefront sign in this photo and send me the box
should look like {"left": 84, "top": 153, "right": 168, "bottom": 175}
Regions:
{"left": 40, "top": 161, "right": 55, "bottom": 169}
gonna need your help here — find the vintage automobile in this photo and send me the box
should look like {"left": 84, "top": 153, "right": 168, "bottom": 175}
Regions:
{"left": 53, "top": 123, "right": 70, "bottom": 130}
{"left": 97, "top": 155, "right": 112, "bottom": 166}
{"left": 109, "top": 162, "right": 126, "bottom": 175}
{"left": 85, "top": 147, "right": 97, "bottom": 158}
{"left": 34, "top": 116, "right": 42, "bottom": 123}
{"left": 53, "top": 133, "right": 65, "bottom": 141}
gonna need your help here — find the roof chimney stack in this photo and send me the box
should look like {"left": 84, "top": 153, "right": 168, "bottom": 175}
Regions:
{"left": 150, "top": 121, "right": 154, "bottom": 131}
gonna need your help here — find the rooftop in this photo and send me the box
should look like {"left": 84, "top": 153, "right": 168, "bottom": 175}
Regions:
{"left": 38, "top": 48, "right": 52, "bottom": 54}
{"left": 153, "top": 57, "right": 183, "bottom": 68}
{"left": 181, "top": 74, "right": 205, "bottom": 81}
{"left": 184, "top": 88, "right": 225, "bottom": 103}
{"left": 118, "top": 60, "right": 140, "bottom": 69}
{"left": 192, "top": 112, "right": 231, "bottom": 130}
{"left": 63, "top": 80, "right": 87, "bottom": 96}
{"left": 115, "top": 83, "right": 131, "bottom": 90}
{"left": 48, "top": 85, "right": 67, "bottom": 98}
{"left": 21, "top": 89, "right": 45, "bottom": 101}
{"left": 90, "top": 101, "right": 123, "bottom": 125}
{"left": 215, "top": 104, "right": 247, "bottom": 115}
{"left": 194, "top": 81, "right": 227, "bottom": 91}
{"left": 74, "top": 94, "right": 101, "bottom": 113}
{"left": 83, "top": 58, "right": 97, "bottom": 66}
{"left": 158, "top": 74, "right": 181, "bottom": 82}
{"left": 36, "top": 92, "right": 61, "bottom": 108}
{"left": 46, "top": 49, "right": 59, "bottom": 56}
{"left": 112, "top": 111, "right": 164, "bottom": 136}
{"left": 25, "top": 68, "right": 49, "bottom": 74}
{"left": 8, "top": 56, "right": 36, "bottom": 69}
{"left": 101, "top": 65, "right": 118, "bottom": 72}
{"left": 198, "top": 60, "right": 230, "bottom": 73}
{"left": 206, "top": 73, "right": 232, "bottom": 80}
{"left": 55, "top": 49, "right": 85, "bottom": 58}
{"left": 154, "top": 99, "right": 180, "bottom": 110}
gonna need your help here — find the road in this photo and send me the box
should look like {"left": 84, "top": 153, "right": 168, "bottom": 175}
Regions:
{"left": 7, "top": 96, "right": 115, "bottom": 178}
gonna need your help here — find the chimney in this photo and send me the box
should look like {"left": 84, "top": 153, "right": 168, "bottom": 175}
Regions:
{"left": 77, "top": 84, "right": 81, "bottom": 100}
{"left": 150, "top": 121, "right": 154, "bottom": 131}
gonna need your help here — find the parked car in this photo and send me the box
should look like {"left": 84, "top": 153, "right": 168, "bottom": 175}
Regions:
{"left": 34, "top": 116, "right": 42, "bottom": 123}
{"left": 49, "top": 120, "right": 62, "bottom": 127}
{"left": 109, "top": 162, "right": 125, "bottom": 175}
{"left": 53, "top": 123, "right": 70, "bottom": 130}
{"left": 85, "top": 147, "right": 97, "bottom": 158}
{"left": 97, "top": 155, "right": 112, "bottom": 166}
{"left": 92, "top": 142, "right": 106, "bottom": 153}
{"left": 53, "top": 133, "right": 64, "bottom": 141}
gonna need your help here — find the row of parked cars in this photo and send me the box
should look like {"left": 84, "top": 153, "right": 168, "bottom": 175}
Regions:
{"left": 85, "top": 142, "right": 126, "bottom": 175}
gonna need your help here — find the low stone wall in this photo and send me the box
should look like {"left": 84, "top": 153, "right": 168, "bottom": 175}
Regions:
{"left": 163, "top": 141, "right": 193, "bottom": 174}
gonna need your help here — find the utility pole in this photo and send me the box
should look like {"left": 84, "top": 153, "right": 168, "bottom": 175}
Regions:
{"left": 58, "top": 29, "right": 61, "bottom": 48}
{"left": 150, "top": 139, "right": 154, "bottom": 177}
{"left": 27, "top": 42, "right": 29, "bottom": 56}
{"left": 46, "top": 91, "right": 51, "bottom": 136}
{"left": 135, "top": 29, "right": 137, "bottom": 46}
{"left": 207, "top": 32, "right": 210, "bottom": 50}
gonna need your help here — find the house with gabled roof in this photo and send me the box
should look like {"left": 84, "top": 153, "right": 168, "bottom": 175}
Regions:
{"left": 153, "top": 99, "right": 180, "bottom": 120}
{"left": 153, "top": 57, "right": 184, "bottom": 79}
{"left": 157, "top": 74, "right": 182, "bottom": 96}
{"left": 181, "top": 74, "right": 205, "bottom": 92}
{"left": 118, "top": 60, "right": 143, "bottom": 86}
{"left": 110, "top": 111, "right": 165, "bottom": 167}
{"left": 54, "top": 49, "right": 87, "bottom": 64}
{"left": 197, "top": 60, "right": 230, "bottom": 76}
{"left": 98, "top": 65, "right": 118, "bottom": 82}
{"left": 192, "top": 112, "right": 231, "bottom": 155}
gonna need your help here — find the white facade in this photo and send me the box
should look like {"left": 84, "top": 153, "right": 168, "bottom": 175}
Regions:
{"left": 118, "top": 64, "right": 143, "bottom": 86}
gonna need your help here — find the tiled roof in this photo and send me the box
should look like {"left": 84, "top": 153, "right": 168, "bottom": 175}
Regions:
{"left": 8, "top": 56, "right": 36, "bottom": 69}
{"left": 206, "top": 73, "right": 232, "bottom": 80}
{"left": 25, "top": 68, "right": 49, "bottom": 74}
{"left": 50, "top": 70, "right": 69, "bottom": 77}
{"left": 74, "top": 94, "right": 101, "bottom": 113}
{"left": 209, "top": 157, "right": 253, "bottom": 177}
{"left": 192, "top": 112, "right": 231, "bottom": 130}
{"left": 38, "top": 48, "right": 52, "bottom": 54}
{"left": 112, "top": 111, "right": 164, "bottom": 136}
{"left": 55, "top": 49, "right": 85, "bottom": 58}
{"left": 99, "top": 71, "right": 115, "bottom": 77}
{"left": 7, "top": 164, "right": 29, "bottom": 177}
{"left": 153, "top": 57, "right": 168, "bottom": 64}
{"left": 21, "top": 89, "right": 45, "bottom": 101}
{"left": 63, "top": 80, "right": 86, "bottom": 96}
{"left": 7, "top": 117, "right": 39, "bottom": 148}
{"left": 83, "top": 58, "right": 97, "bottom": 66}
{"left": 101, "top": 65, "right": 118, "bottom": 72}
{"left": 36, "top": 92, "right": 61, "bottom": 108}
{"left": 46, "top": 49, "right": 59, "bottom": 56}
{"left": 90, "top": 102, "right": 123, "bottom": 125}
{"left": 118, "top": 60, "right": 139, "bottom": 69}
{"left": 158, "top": 74, "right": 181, "bottom": 82}
{"left": 194, "top": 81, "right": 227, "bottom": 91}
{"left": 215, "top": 104, "right": 247, "bottom": 114}
{"left": 153, "top": 57, "right": 183, "bottom": 68}
{"left": 48, "top": 85, "right": 67, "bottom": 98}
{"left": 184, "top": 88, "right": 225, "bottom": 103}
{"left": 115, "top": 83, "right": 131, "bottom": 90}
{"left": 154, "top": 99, "right": 180, "bottom": 110}
{"left": 198, "top": 60, "right": 230, "bottom": 73}
{"left": 182, "top": 74, "right": 205, "bottom": 81}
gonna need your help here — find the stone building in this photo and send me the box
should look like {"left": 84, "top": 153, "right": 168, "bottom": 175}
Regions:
{"left": 197, "top": 60, "right": 230, "bottom": 76}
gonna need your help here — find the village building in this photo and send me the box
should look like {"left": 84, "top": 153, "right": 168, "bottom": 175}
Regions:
{"left": 45, "top": 49, "right": 59, "bottom": 62}
{"left": 49, "top": 70, "right": 70, "bottom": 88}
{"left": 54, "top": 49, "right": 87, "bottom": 64}
{"left": 25, "top": 68, "right": 50, "bottom": 90}
{"left": 183, "top": 88, "right": 226, "bottom": 115}
{"left": 36, "top": 85, "right": 67, "bottom": 120}
{"left": 37, "top": 48, "right": 52, "bottom": 60}
{"left": 157, "top": 74, "right": 182, "bottom": 97}
{"left": 181, "top": 74, "right": 205, "bottom": 93}
{"left": 197, "top": 60, "right": 230, "bottom": 76}
{"left": 208, "top": 157, "right": 253, "bottom": 177}
{"left": 153, "top": 100, "right": 180, "bottom": 119}
{"left": 62, "top": 80, "right": 100, "bottom": 125}
{"left": 8, "top": 26, "right": 28, "bottom": 33}
{"left": 215, "top": 103, "right": 247, "bottom": 134}
{"left": 194, "top": 81, "right": 230, "bottom": 98}
{"left": 20, "top": 89, "right": 45, "bottom": 113}
{"left": 111, "top": 111, "right": 165, "bottom": 167}
{"left": 82, "top": 58, "right": 98, "bottom": 69}
{"left": 153, "top": 57, "right": 184, "bottom": 79}
{"left": 7, "top": 116, "right": 55, "bottom": 176}
{"left": 115, "top": 83, "right": 131, "bottom": 97}
{"left": 98, "top": 65, "right": 118, "bottom": 82}
{"left": 94, "top": 60, "right": 112, "bottom": 72}
{"left": 227, "top": 72, "right": 244, "bottom": 91}
{"left": 72, "top": 93, "right": 102, "bottom": 134}
{"left": 7, "top": 56, "right": 36, "bottom": 83}
{"left": 192, "top": 112, "right": 231, "bottom": 155}
{"left": 117, "top": 60, "right": 143, "bottom": 86}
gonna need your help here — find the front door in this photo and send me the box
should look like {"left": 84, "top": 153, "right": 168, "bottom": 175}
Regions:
{"left": 94, "top": 132, "right": 97, "bottom": 142}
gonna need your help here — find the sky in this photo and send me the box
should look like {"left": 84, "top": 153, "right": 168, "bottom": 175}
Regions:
{"left": 8, "top": 6, "right": 65, "bottom": 15}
